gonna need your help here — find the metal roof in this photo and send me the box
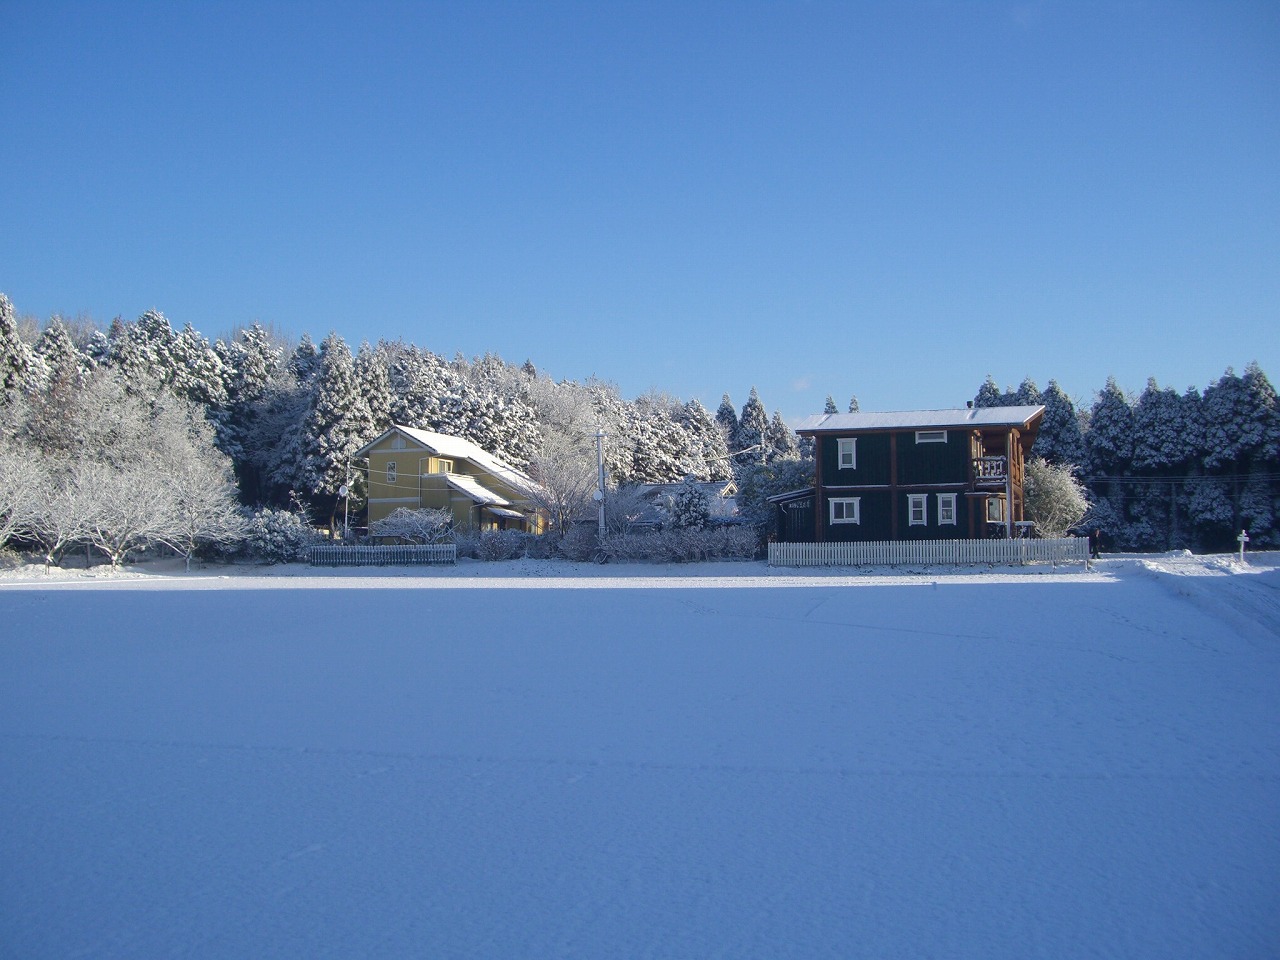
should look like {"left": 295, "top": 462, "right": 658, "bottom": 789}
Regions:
{"left": 794, "top": 405, "right": 1045, "bottom": 433}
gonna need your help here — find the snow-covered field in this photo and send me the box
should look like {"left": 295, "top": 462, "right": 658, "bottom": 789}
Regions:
{"left": 2, "top": 554, "right": 1277, "bottom": 959}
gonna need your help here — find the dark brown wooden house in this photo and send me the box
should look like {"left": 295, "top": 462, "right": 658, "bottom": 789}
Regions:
{"left": 776, "top": 405, "right": 1044, "bottom": 543}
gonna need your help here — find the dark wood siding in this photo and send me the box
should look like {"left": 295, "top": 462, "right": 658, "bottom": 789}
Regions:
{"left": 821, "top": 433, "right": 891, "bottom": 487}
{"left": 896, "top": 430, "right": 969, "bottom": 485}
{"left": 822, "top": 490, "right": 892, "bottom": 541}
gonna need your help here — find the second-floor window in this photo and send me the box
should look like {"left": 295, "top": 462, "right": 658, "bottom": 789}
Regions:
{"left": 837, "top": 438, "right": 857, "bottom": 469}
{"left": 386, "top": 461, "right": 397, "bottom": 484}
{"left": 915, "top": 430, "right": 947, "bottom": 443}
{"left": 908, "top": 494, "right": 927, "bottom": 526}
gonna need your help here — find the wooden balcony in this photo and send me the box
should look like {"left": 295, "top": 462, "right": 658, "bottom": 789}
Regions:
{"left": 972, "top": 456, "right": 1008, "bottom": 487}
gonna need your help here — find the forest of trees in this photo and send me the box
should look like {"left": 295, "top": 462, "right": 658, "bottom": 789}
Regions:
{"left": 973, "top": 371, "right": 1279, "bottom": 552}
{"left": 3, "top": 291, "right": 1277, "bottom": 562}
{"left": 0, "top": 294, "right": 803, "bottom": 562}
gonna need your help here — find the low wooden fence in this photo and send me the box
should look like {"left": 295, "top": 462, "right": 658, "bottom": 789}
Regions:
{"left": 309, "top": 544, "right": 457, "bottom": 567}
{"left": 768, "top": 537, "right": 1089, "bottom": 569}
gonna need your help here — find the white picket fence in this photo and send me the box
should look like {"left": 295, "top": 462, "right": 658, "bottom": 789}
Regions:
{"left": 768, "top": 537, "right": 1089, "bottom": 569}
{"left": 309, "top": 544, "right": 457, "bottom": 567}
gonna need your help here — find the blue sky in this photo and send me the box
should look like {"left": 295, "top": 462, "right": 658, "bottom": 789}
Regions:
{"left": 2, "top": 1, "right": 1276, "bottom": 421}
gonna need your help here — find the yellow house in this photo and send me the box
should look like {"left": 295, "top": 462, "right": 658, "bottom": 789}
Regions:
{"left": 356, "top": 425, "right": 547, "bottom": 533}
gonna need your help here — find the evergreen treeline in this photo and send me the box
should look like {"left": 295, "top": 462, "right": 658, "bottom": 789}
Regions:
{"left": 974, "top": 370, "right": 1280, "bottom": 551}
{"left": 1, "top": 294, "right": 803, "bottom": 550}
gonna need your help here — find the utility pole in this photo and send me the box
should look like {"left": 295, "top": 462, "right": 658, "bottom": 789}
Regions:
{"left": 595, "top": 428, "right": 607, "bottom": 540}
{"left": 340, "top": 460, "right": 352, "bottom": 541}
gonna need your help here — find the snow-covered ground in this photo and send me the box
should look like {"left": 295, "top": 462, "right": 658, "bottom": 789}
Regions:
{"left": 2, "top": 554, "right": 1277, "bottom": 958}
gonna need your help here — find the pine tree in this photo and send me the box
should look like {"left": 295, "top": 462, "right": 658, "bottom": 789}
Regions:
{"left": 355, "top": 342, "right": 394, "bottom": 434}
{"left": 1, "top": 293, "right": 42, "bottom": 403}
{"left": 1087, "top": 378, "right": 1134, "bottom": 476}
{"left": 847, "top": 395, "right": 859, "bottom": 413}
{"left": 735, "top": 387, "right": 769, "bottom": 465}
{"left": 1015, "top": 377, "right": 1042, "bottom": 406}
{"left": 714, "top": 393, "right": 739, "bottom": 448}
{"left": 973, "top": 376, "right": 1004, "bottom": 409}
{"left": 677, "top": 398, "right": 732, "bottom": 481}
{"left": 298, "top": 334, "right": 373, "bottom": 524}
{"left": 288, "top": 333, "right": 321, "bottom": 383}
{"left": 766, "top": 410, "right": 800, "bottom": 463}
{"left": 1035, "top": 380, "right": 1086, "bottom": 466}
{"left": 823, "top": 395, "right": 838, "bottom": 415}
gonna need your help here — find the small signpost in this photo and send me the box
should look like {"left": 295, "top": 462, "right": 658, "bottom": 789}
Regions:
{"left": 1237, "top": 529, "right": 1249, "bottom": 564}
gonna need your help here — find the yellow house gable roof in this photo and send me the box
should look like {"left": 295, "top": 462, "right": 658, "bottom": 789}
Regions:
{"left": 356, "top": 424, "right": 541, "bottom": 499}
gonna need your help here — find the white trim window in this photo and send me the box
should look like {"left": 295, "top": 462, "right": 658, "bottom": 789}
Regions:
{"left": 837, "top": 438, "right": 857, "bottom": 470}
{"left": 436, "top": 458, "right": 455, "bottom": 474}
{"left": 830, "top": 497, "right": 861, "bottom": 525}
{"left": 908, "top": 494, "right": 927, "bottom": 526}
{"left": 986, "top": 497, "right": 1005, "bottom": 522}
{"left": 937, "top": 493, "right": 957, "bottom": 525}
{"left": 915, "top": 430, "right": 947, "bottom": 443}
{"left": 386, "top": 461, "right": 397, "bottom": 484}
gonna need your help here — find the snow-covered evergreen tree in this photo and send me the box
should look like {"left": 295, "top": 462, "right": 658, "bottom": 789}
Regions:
{"left": 734, "top": 387, "right": 769, "bottom": 465}
{"left": 766, "top": 410, "right": 800, "bottom": 463}
{"left": 1086, "top": 378, "right": 1135, "bottom": 476}
{"left": 288, "top": 333, "right": 321, "bottom": 383}
{"left": 354, "top": 341, "right": 393, "bottom": 435}
{"left": 1034, "top": 380, "right": 1086, "bottom": 467}
{"left": 668, "top": 476, "right": 711, "bottom": 530}
{"left": 973, "top": 376, "right": 1005, "bottom": 409}
{"left": 823, "top": 395, "right": 838, "bottom": 415}
{"left": 714, "top": 393, "right": 739, "bottom": 447}
{"left": 297, "top": 333, "right": 374, "bottom": 522}
{"left": 1015, "top": 377, "right": 1042, "bottom": 406}
{"left": 677, "top": 399, "right": 733, "bottom": 482}
{"left": 847, "top": 395, "right": 860, "bottom": 413}
{"left": 1, "top": 293, "right": 42, "bottom": 403}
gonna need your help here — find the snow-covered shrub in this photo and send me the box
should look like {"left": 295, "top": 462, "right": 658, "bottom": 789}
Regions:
{"left": 369, "top": 507, "right": 453, "bottom": 544}
{"left": 456, "top": 528, "right": 529, "bottom": 561}
{"left": 1023, "top": 457, "right": 1090, "bottom": 539}
{"left": 240, "top": 507, "right": 323, "bottom": 563}
{"left": 600, "top": 525, "right": 757, "bottom": 563}
{"left": 557, "top": 524, "right": 600, "bottom": 562}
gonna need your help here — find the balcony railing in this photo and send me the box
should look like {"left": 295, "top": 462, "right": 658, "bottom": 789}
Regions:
{"left": 972, "top": 456, "right": 1008, "bottom": 485}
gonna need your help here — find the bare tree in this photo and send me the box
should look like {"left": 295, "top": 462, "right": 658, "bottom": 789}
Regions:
{"left": 524, "top": 436, "right": 597, "bottom": 536}
{"left": 0, "top": 437, "right": 45, "bottom": 548}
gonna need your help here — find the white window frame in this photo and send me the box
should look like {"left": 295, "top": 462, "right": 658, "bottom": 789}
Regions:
{"left": 937, "top": 493, "right": 957, "bottom": 526}
{"left": 915, "top": 430, "right": 947, "bottom": 444}
{"left": 386, "top": 461, "right": 397, "bottom": 483}
{"left": 908, "top": 494, "right": 927, "bottom": 526}
{"left": 837, "top": 438, "right": 857, "bottom": 470}
{"left": 829, "top": 497, "right": 861, "bottom": 525}
{"left": 986, "top": 497, "right": 1005, "bottom": 522}
{"left": 436, "top": 458, "right": 454, "bottom": 474}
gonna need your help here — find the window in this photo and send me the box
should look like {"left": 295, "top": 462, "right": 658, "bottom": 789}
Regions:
{"left": 386, "top": 461, "right": 397, "bottom": 483}
{"left": 986, "top": 497, "right": 1005, "bottom": 522}
{"left": 937, "top": 493, "right": 957, "bottom": 525}
{"left": 436, "top": 458, "right": 454, "bottom": 474}
{"left": 915, "top": 430, "right": 947, "bottom": 444}
{"left": 908, "top": 494, "right": 927, "bottom": 526}
{"left": 837, "top": 438, "right": 857, "bottom": 469}
{"left": 830, "top": 497, "right": 860, "bottom": 524}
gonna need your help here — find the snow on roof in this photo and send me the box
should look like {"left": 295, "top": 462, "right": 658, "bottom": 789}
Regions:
{"left": 443, "top": 473, "right": 512, "bottom": 506}
{"left": 359, "top": 425, "right": 540, "bottom": 497}
{"left": 794, "top": 405, "right": 1045, "bottom": 433}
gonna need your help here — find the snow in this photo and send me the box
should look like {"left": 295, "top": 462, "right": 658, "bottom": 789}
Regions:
{"left": 2, "top": 553, "right": 1278, "bottom": 958}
